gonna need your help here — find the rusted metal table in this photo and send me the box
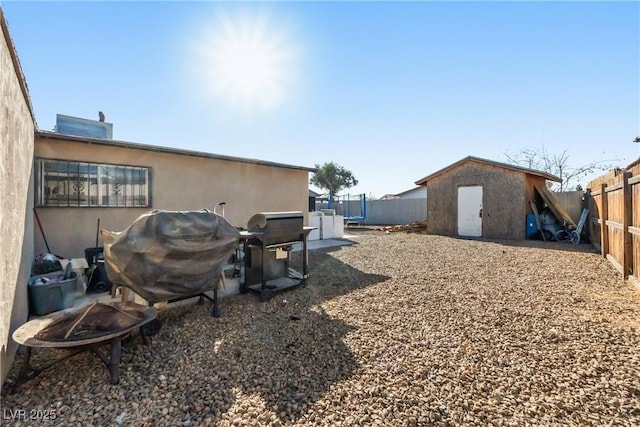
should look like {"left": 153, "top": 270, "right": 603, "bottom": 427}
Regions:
{"left": 12, "top": 302, "right": 157, "bottom": 386}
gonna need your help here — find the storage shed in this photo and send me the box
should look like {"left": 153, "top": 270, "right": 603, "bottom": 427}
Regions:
{"left": 415, "top": 156, "right": 561, "bottom": 240}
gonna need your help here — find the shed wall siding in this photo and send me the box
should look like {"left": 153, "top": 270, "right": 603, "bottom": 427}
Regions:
{"left": 34, "top": 138, "right": 310, "bottom": 259}
{"left": 426, "top": 163, "right": 527, "bottom": 240}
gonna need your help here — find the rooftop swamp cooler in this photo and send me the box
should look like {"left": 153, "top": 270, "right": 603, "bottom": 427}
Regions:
{"left": 240, "top": 211, "right": 314, "bottom": 301}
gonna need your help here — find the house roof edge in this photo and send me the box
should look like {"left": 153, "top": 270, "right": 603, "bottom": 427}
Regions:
{"left": 415, "top": 155, "right": 562, "bottom": 185}
{"left": 36, "top": 130, "right": 318, "bottom": 173}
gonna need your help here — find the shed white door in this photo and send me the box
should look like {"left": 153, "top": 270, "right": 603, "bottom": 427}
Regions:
{"left": 458, "top": 186, "right": 483, "bottom": 237}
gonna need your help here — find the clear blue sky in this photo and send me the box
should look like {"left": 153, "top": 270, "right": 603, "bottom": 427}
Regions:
{"left": 3, "top": 1, "right": 639, "bottom": 197}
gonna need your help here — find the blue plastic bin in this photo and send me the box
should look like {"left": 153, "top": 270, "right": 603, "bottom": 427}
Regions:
{"left": 526, "top": 214, "right": 539, "bottom": 238}
{"left": 28, "top": 271, "right": 79, "bottom": 316}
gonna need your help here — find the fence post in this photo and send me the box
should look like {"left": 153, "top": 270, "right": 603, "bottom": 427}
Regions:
{"left": 600, "top": 183, "right": 608, "bottom": 259}
{"left": 623, "top": 172, "right": 633, "bottom": 278}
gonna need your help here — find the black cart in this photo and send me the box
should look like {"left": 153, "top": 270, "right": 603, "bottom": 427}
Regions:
{"left": 240, "top": 211, "right": 314, "bottom": 301}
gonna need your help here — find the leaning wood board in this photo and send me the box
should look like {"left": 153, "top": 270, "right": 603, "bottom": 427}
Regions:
{"left": 535, "top": 186, "right": 577, "bottom": 228}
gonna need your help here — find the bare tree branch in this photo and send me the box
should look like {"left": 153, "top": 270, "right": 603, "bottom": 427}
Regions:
{"left": 505, "top": 145, "right": 618, "bottom": 191}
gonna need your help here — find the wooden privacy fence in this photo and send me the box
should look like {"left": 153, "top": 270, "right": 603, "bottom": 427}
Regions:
{"left": 587, "top": 159, "right": 640, "bottom": 288}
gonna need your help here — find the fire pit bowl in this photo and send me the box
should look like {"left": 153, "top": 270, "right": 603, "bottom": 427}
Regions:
{"left": 12, "top": 302, "right": 157, "bottom": 385}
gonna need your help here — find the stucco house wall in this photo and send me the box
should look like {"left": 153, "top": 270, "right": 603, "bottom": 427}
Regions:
{"left": 0, "top": 9, "right": 36, "bottom": 383}
{"left": 34, "top": 132, "right": 313, "bottom": 259}
{"left": 417, "top": 157, "right": 561, "bottom": 240}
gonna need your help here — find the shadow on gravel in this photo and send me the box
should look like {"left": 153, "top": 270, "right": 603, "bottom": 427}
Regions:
{"left": 454, "top": 236, "right": 598, "bottom": 254}
{"left": 2, "top": 243, "right": 390, "bottom": 427}
{"left": 219, "top": 245, "right": 391, "bottom": 424}
{"left": 218, "top": 306, "right": 358, "bottom": 424}
{"left": 294, "top": 244, "right": 391, "bottom": 302}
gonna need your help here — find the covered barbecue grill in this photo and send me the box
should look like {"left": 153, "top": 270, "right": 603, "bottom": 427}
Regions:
{"left": 102, "top": 209, "right": 241, "bottom": 316}
{"left": 240, "top": 211, "right": 314, "bottom": 301}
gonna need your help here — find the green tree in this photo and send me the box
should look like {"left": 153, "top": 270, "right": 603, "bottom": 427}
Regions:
{"left": 310, "top": 162, "right": 358, "bottom": 202}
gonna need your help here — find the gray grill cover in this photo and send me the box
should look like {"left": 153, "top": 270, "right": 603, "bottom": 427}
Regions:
{"left": 102, "top": 210, "right": 240, "bottom": 303}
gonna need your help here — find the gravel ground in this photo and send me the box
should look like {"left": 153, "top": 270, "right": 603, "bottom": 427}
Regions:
{"left": 3, "top": 229, "right": 640, "bottom": 426}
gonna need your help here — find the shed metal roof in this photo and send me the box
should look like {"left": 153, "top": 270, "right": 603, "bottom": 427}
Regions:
{"left": 36, "top": 130, "right": 317, "bottom": 173}
{"left": 415, "top": 156, "right": 562, "bottom": 185}
{"left": 395, "top": 186, "right": 426, "bottom": 197}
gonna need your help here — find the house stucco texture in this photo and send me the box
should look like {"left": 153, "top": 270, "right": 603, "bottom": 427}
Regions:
{"left": 34, "top": 132, "right": 313, "bottom": 260}
{"left": 1, "top": 8, "right": 36, "bottom": 383}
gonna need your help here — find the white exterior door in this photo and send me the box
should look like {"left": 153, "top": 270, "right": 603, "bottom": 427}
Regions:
{"left": 458, "top": 186, "right": 483, "bottom": 237}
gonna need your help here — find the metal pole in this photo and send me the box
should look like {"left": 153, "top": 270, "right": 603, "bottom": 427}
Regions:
{"left": 33, "top": 208, "right": 52, "bottom": 253}
{"left": 95, "top": 218, "right": 100, "bottom": 247}
{"left": 362, "top": 193, "right": 367, "bottom": 220}
{"left": 109, "top": 338, "right": 121, "bottom": 385}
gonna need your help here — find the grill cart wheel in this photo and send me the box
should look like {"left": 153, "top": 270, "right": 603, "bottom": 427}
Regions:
{"left": 260, "top": 289, "right": 273, "bottom": 302}
{"left": 141, "top": 318, "right": 162, "bottom": 338}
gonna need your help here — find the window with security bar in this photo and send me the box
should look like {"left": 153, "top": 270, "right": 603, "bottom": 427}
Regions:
{"left": 35, "top": 158, "right": 151, "bottom": 207}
